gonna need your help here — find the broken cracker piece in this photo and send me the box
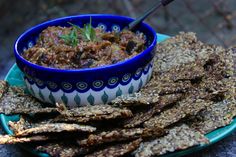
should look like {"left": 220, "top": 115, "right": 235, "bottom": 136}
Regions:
{"left": 0, "top": 81, "right": 9, "bottom": 99}
{"left": 134, "top": 124, "right": 208, "bottom": 157}
{"left": 111, "top": 92, "right": 159, "bottom": 107}
{"left": 0, "top": 85, "right": 57, "bottom": 115}
{"left": 9, "top": 117, "right": 96, "bottom": 137}
{"left": 190, "top": 77, "right": 236, "bottom": 134}
{"left": 144, "top": 98, "right": 212, "bottom": 129}
{"left": 78, "top": 128, "right": 164, "bottom": 147}
{"left": 123, "top": 93, "right": 183, "bottom": 128}
{"left": 37, "top": 143, "right": 90, "bottom": 157}
{"left": 15, "top": 123, "right": 96, "bottom": 137}
{"left": 55, "top": 103, "right": 133, "bottom": 123}
{"left": 160, "top": 61, "right": 205, "bottom": 82}
{"left": 190, "top": 99, "right": 236, "bottom": 134}
{"left": 0, "top": 135, "right": 52, "bottom": 144}
{"left": 85, "top": 138, "right": 142, "bottom": 157}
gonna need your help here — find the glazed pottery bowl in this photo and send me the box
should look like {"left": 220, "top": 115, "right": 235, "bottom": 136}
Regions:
{"left": 14, "top": 14, "right": 157, "bottom": 108}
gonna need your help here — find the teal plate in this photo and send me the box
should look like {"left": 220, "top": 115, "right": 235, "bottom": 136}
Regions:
{"left": 0, "top": 33, "right": 235, "bottom": 157}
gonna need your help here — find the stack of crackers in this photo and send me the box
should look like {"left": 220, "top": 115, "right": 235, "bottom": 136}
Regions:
{"left": 0, "top": 32, "right": 235, "bottom": 157}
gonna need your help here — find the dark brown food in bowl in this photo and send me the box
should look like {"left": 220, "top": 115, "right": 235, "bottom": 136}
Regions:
{"left": 22, "top": 26, "right": 146, "bottom": 69}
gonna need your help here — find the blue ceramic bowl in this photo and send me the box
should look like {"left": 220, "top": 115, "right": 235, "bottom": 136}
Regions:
{"left": 14, "top": 14, "right": 157, "bottom": 107}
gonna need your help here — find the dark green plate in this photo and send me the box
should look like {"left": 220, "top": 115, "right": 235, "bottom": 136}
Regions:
{"left": 0, "top": 33, "right": 235, "bottom": 157}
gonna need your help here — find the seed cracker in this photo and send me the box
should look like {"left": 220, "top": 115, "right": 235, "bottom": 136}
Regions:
{"left": 143, "top": 80, "right": 192, "bottom": 96}
{"left": 16, "top": 123, "right": 96, "bottom": 137}
{"left": 0, "top": 135, "right": 51, "bottom": 144}
{"left": 0, "top": 80, "right": 9, "bottom": 99}
{"left": 123, "top": 93, "right": 183, "bottom": 128}
{"left": 151, "top": 32, "right": 236, "bottom": 131}
{"left": 37, "top": 143, "right": 90, "bottom": 157}
{"left": 144, "top": 98, "right": 213, "bottom": 129}
{"left": 85, "top": 138, "right": 142, "bottom": 157}
{"left": 78, "top": 128, "right": 164, "bottom": 147}
{"left": 188, "top": 46, "right": 235, "bottom": 134}
{"left": 190, "top": 99, "right": 236, "bottom": 134}
{"left": 55, "top": 103, "right": 133, "bottom": 123}
{"left": 111, "top": 92, "right": 159, "bottom": 107}
{"left": 154, "top": 32, "right": 234, "bottom": 77}
{"left": 190, "top": 77, "right": 236, "bottom": 134}
{"left": 153, "top": 32, "right": 201, "bottom": 73}
{"left": 153, "top": 32, "right": 226, "bottom": 73}
{"left": 8, "top": 116, "right": 31, "bottom": 133}
{"left": 0, "top": 84, "right": 57, "bottom": 115}
{"left": 159, "top": 61, "right": 205, "bottom": 82}
{"left": 202, "top": 53, "right": 233, "bottom": 82}
{"left": 134, "top": 124, "right": 208, "bottom": 157}
{"left": 9, "top": 117, "right": 96, "bottom": 137}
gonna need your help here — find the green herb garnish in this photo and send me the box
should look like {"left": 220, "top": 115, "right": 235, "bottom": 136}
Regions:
{"left": 69, "top": 17, "right": 97, "bottom": 42}
{"left": 60, "top": 26, "right": 78, "bottom": 47}
{"left": 60, "top": 17, "right": 97, "bottom": 46}
{"left": 80, "top": 17, "right": 97, "bottom": 42}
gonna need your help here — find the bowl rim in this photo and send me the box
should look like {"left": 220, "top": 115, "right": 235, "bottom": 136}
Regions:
{"left": 14, "top": 14, "right": 157, "bottom": 73}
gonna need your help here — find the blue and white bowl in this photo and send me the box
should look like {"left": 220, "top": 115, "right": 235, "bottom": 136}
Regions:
{"left": 14, "top": 14, "right": 157, "bottom": 108}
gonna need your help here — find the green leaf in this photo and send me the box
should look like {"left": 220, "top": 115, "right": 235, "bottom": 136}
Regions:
{"left": 60, "top": 18, "right": 97, "bottom": 46}
{"left": 87, "top": 93, "right": 95, "bottom": 105}
{"left": 138, "top": 79, "right": 143, "bottom": 89}
{"left": 74, "top": 94, "right": 81, "bottom": 106}
{"left": 116, "top": 87, "right": 122, "bottom": 97}
{"left": 91, "top": 27, "right": 96, "bottom": 41}
{"left": 78, "top": 17, "right": 97, "bottom": 42}
{"left": 128, "top": 84, "right": 134, "bottom": 94}
{"left": 61, "top": 93, "right": 68, "bottom": 105}
{"left": 39, "top": 90, "right": 45, "bottom": 101}
{"left": 49, "top": 92, "right": 55, "bottom": 104}
{"left": 60, "top": 24, "right": 79, "bottom": 47}
{"left": 102, "top": 91, "right": 109, "bottom": 104}
{"left": 29, "top": 86, "right": 35, "bottom": 96}
{"left": 67, "top": 22, "right": 80, "bottom": 30}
